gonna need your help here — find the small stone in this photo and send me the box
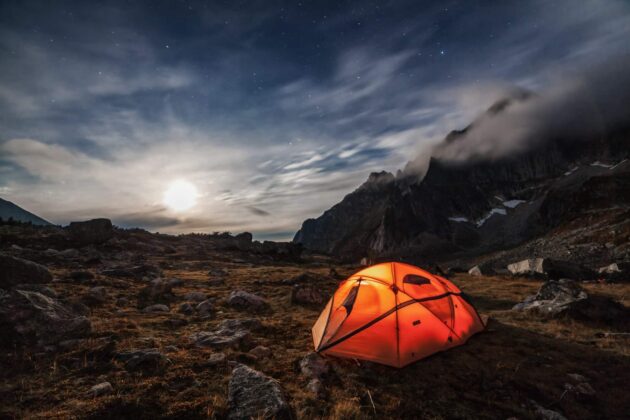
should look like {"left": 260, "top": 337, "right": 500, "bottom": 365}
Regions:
{"left": 206, "top": 352, "right": 227, "bottom": 366}
{"left": 227, "top": 364, "right": 290, "bottom": 420}
{"left": 184, "top": 291, "right": 207, "bottom": 302}
{"left": 290, "top": 284, "right": 324, "bottom": 305}
{"left": 196, "top": 299, "right": 214, "bottom": 319}
{"left": 468, "top": 266, "right": 482, "bottom": 276}
{"left": 143, "top": 304, "right": 170, "bottom": 313}
{"left": 178, "top": 302, "right": 194, "bottom": 315}
{"left": 208, "top": 268, "right": 228, "bottom": 277}
{"left": 249, "top": 345, "right": 272, "bottom": 359}
{"left": 87, "top": 382, "right": 113, "bottom": 397}
{"left": 116, "top": 297, "right": 130, "bottom": 307}
{"left": 227, "top": 290, "right": 270, "bottom": 313}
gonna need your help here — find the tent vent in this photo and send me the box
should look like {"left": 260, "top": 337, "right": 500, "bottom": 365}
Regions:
{"left": 403, "top": 274, "right": 431, "bottom": 286}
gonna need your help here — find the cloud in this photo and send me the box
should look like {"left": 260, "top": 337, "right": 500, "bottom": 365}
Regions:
{"left": 432, "top": 56, "right": 630, "bottom": 163}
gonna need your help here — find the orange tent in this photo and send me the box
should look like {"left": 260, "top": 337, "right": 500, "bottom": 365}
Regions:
{"left": 312, "top": 262, "right": 484, "bottom": 367}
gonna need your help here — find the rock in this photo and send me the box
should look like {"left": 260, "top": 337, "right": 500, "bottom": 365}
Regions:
{"left": 0, "top": 289, "right": 91, "bottom": 346}
{"left": 142, "top": 304, "right": 170, "bottom": 313}
{"left": 206, "top": 352, "right": 227, "bottom": 366}
{"left": 531, "top": 401, "right": 567, "bottom": 420}
{"left": 85, "top": 286, "right": 108, "bottom": 305}
{"left": 164, "top": 345, "right": 179, "bottom": 352}
{"left": 598, "top": 262, "right": 630, "bottom": 281}
{"left": 190, "top": 319, "right": 261, "bottom": 349}
{"left": 208, "top": 268, "right": 228, "bottom": 277}
{"left": 0, "top": 254, "right": 52, "bottom": 288}
{"left": 513, "top": 279, "right": 629, "bottom": 325}
{"left": 468, "top": 266, "right": 483, "bottom": 276}
{"left": 227, "top": 290, "right": 270, "bottom": 313}
{"left": 196, "top": 299, "right": 214, "bottom": 319}
{"left": 299, "top": 352, "right": 329, "bottom": 381}
{"left": 67, "top": 218, "right": 114, "bottom": 246}
{"left": 283, "top": 271, "right": 328, "bottom": 286}
{"left": 167, "top": 278, "right": 184, "bottom": 287}
{"left": 116, "top": 348, "right": 167, "bottom": 371}
{"left": 290, "top": 284, "right": 324, "bottom": 305}
{"left": 235, "top": 232, "right": 253, "bottom": 251}
{"left": 567, "top": 373, "right": 587, "bottom": 382}
{"left": 87, "top": 382, "right": 113, "bottom": 397}
{"left": 69, "top": 271, "right": 94, "bottom": 282}
{"left": 183, "top": 291, "right": 207, "bottom": 302}
{"left": 137, "top": 278, "right": 174, "bottom": 307}
{"left": 507, "top": 258, "right": 595, "bottom": 280}
{"left": 227, "top": 364, "right": 290, "bottom": 420}
{"left": 13, "top": 283, "right": 57, "bottom": 298}
{"left": 307, "top": 379, "right": 324, "bottom": 397}
{"left": 249, "top": 345, "right": 271, "bottom": 359}
{"left": 59, "top": 248, "right": 81, "bottom": 259}
{"left": 178, "top": 302, "right": 194, "bottom": 315}
{"left": 116, "top": 297, "right": 130, "bottom": 307}
{"left": 101, "top": 264, "right": 162, "bottom": 280}
{"left": 512, "top": 279, "right": 587, "bottom": 316}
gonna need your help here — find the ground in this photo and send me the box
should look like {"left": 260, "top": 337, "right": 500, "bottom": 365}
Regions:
{"left": 1, "top": 232, "right": 629, "bottom": 419}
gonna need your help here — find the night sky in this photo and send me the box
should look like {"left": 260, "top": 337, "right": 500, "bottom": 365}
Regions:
{"left": 1, "top": 0, "right": 629, "bottom": 239}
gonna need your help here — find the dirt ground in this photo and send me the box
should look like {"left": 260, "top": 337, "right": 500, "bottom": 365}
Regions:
{"left": 1, "top": 244, "right": 629, "bottom": 419}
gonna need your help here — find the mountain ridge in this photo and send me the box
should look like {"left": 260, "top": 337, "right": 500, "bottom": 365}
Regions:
{"left": 0, "top": 197, "right": 52, "bottom": 226}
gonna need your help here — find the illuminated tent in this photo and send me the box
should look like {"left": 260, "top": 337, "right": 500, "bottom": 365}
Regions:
{"left": 312, "top": 262, "right": 485, "bottom": 367}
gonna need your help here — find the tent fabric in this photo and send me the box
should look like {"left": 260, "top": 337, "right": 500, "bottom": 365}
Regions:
{"left": 312, "top": 262, "right": 485, "bottom": 367}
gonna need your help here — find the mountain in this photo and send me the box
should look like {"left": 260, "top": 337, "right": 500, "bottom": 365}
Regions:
{"left": 293, "top": 97, "right": 630, "bottom": 265}
{"left": 0, "top": 198, "right": 52, "bottom": 226}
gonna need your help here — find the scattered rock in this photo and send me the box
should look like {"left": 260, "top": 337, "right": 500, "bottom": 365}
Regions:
{"left": 13, "top": 283, "right": 57, "bottom": 298}
{"left": 137, "top": 278, "right": 174, "bottom": 307}
{"left": 67, "top": 218, "right": 114, "bottom": 246}
{"left": 85, "top": 286, "right": 107, "bottom": 305}
{"left": 0, "top": 254, "right": 52, "bottom": 288}
{"left": 227, "top": 290, "right": 270, "bottom": 313}
{"left": 183, "top": 291, "right": 207, "bottom": 302}
{"left": 116, "top": 297, "right": 130, "bottom": 307}
{"left": 283, "top": 271, "right": 328, "bottom": 286}
{"left": 531, "top": 401, "right": 567, "bottom": 420}
{"left": 249, "top": 345, "right": 271, "bottom": 359}
{"left": 0, "top": 289, "right": 91, "bottom": 346}
{"left": 507, "top": 258, "right": 595, "bottom": 280}
{"left": 299, "top": 352, "right": 329, "bottom": 380}
{"left": 513, "top": 279, "right": 629, "bottom": 325}
{"left": 102, "top": 264, "right": 162, "bottom": 281}
{"left": 206, "top": 352, "right": 227, "bottom": 366}
{"left": 196, "top": 299, "right": 214, "bottom": 319}
{"left": 598, "top": 262, "right": 630, "bottom": 281}
{"left": 178, "top": 302, "right": 194, "bottom": 315}
{"left": 227, "top": 364, "right": 290, "bottom": 420}
{"left": 190, "top": 319, "right": 261, "bottom": 349}
{"left": 167, "top": 277, "right": 184, "bottom": 287}
{"left": 290, "top": 284, "right": 324, "bottom": 305}
{"left": 567, "top": 373, "right": 587, "bottom": 382}
{"left": 142, "top": 304, "right": 170, "bottom": 313}
{"left": 116, "top": 348, "right": 167, "bottom": 372}
{"left": 87, "top": 382, "right": 113, "bottom": 397}
{"left": 468, "top": 266, "right": 483, "bottom": 276}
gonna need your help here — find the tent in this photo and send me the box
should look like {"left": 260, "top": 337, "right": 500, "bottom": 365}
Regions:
{"left": 312, "top": 262, "right": 485, "bottom": 367}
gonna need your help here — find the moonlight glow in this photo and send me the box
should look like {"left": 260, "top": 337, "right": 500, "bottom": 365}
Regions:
{"left": 163, "top": 180, "right": 198, "bottom": 212}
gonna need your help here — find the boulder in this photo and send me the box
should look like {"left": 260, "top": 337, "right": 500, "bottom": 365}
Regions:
{"left": 227, "top": 290, "right": 270, "bottom": 313}
{"left": 290, "top": 284, "right": 324, "bottom": 305}
{"left": 513, "top": 279, "right": 629, "bottom": 325}
{"left": 116, "top": 348, "right": 167, "bottom": 372}
{"left": 249, "top": 345, "right": 272, "bottom": 359}
{"left": 142, "top": 304, "right": 170, "bottom": 313}
{"left": 85, "top": 286, "right": 108, "bottom": 305}
{"left": 183, "top": 291, "right": 207, "bottom": 302}
{"left": 196, "top": 299, "right": 214, "bottom": 319}
{"left": 178, "top": 302, "right": 194, "bottom": 315}
{"left": 67, "top": 218, "right": 114, "bottom": 246}
{"left": 227, "top": 364, "right": 290, "bottom": 420}
{"left": 468, "top": 266, "right": 483, "bottom": 276}
{"left": 87, "top": 382, "right": 113, "bottom": 397}
{"left": 101, "top": 264, "right": 162, "bottom": 280}
{"left": 137, "top": 279, "right": 174, "bottom": 307}
{"left": 234, "top": 232, "right": 253, "bottom": 251}
{"left": 507, "top": 258, "right": 595, "bottom": 280}
{"left": 190, "top": 318, "right": 261, "bottom": 349}
{"left": 0, "top": 254, "right": 52, "bottom": 288}
{"left": 0, "top": 289, "right": 91, "bottom": 346}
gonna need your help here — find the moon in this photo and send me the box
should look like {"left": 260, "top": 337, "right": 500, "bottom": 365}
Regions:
{"left": 163, "top": 180, "right": 198, "bottom": 212}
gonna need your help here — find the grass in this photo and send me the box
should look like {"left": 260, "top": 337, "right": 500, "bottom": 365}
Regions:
{"left": 1, "top": 242, "right": 629, "bottom": 419}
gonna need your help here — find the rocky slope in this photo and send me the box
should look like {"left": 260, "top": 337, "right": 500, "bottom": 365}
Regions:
{"left": 294, "top": 98, "right": 630, "bottom": 264}
{"left": 0, "top": 197, "right": 52, "bottom": 226}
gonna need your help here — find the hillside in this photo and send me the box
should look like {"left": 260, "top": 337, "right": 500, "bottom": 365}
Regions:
{"left": 293, "top": 97, "right": 630, "bottom": 266}
{"left": 0, "top": 197, "right": 52, "bottom": 226}
{"left": 1, "top": 222, "right": 629, "bottom": 419}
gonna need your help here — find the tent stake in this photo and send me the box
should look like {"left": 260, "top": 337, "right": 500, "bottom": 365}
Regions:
{"left": 367, "top": 390, "right": 377, "bottom": 416}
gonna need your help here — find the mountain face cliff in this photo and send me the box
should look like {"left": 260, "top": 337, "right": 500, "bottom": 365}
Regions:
{"left": 293, "top": 98, "right": 630, "bottom": 262}
{"left": 0, "top": 198, "right": 51, "bottom": 226}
